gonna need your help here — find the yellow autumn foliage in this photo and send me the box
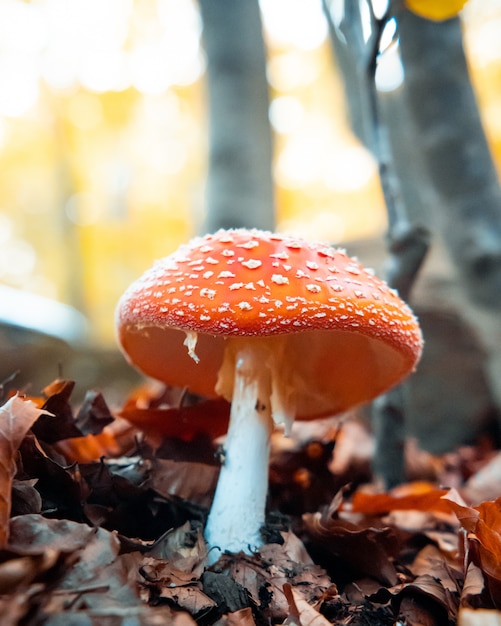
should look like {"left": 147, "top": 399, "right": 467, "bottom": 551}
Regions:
{"left": 405, "top": 0, "right": 469, "bottom": 21}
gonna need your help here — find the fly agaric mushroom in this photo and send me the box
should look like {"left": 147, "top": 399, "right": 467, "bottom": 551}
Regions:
{"left": 116, "top": 228, "right": 422, "bottom": 560}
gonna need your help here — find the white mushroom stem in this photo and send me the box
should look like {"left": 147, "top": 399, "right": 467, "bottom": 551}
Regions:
{"left": 204, "top": 341, "right": 276, "bottom": 562}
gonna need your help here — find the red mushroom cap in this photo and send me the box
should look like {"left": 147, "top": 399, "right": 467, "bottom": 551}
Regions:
{"left": 116, "top": 229, "right": 422, "bottom": 419}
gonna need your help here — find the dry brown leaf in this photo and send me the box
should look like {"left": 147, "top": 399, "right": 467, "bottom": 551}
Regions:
{"left": 370, "top": 574, "right": 458, "bottom": 622}
{"left": 398, "top": 594, "right": 444, "bottom": 626}
{"left": 157, "top": 582, "right": 216, "bottom": 615}
{"left": 215, "top": 532, "right": 332, "bottom": 623}
{"left": 282, "top": 583, "right": 332, "bottom": 626}
{"left": 0, "top": 549, "right": 59, "bottom": 595}
{"left": 214, "top": 607, "right": 256, "bottom": 626}
{"left": 148, "top": 522, "right": 208, "bottom": 573}
{"left": 303, "top": 509, "right": 401, "bottom": 586}
{"left": 462, "top": 453, "right": 501, "bottom": 505}
{"left": 458, "top": 608, "right": 501, "bottom": 625}
{"left": 461, "top": 562, "right": 485, "bottom": 608}
{"left": 0, "top": 588, "right": 43, "bottom": 626}
{"left": 409, "top": 544, "right": 462, "bottom": 592}
{"left": 150, "top": 458, "right": 219, "bottom": 508}
{"left": 0, "top": 395, "right": 49, "bottom": 547}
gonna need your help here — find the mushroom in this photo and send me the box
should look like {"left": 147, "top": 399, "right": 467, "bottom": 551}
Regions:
{"left": 115, "top": 228, "right": 422, "bottom": 560}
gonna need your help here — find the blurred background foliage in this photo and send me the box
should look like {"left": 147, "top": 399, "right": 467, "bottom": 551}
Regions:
{"left": 0, "top": 0, "right": 500, "bottom": 345}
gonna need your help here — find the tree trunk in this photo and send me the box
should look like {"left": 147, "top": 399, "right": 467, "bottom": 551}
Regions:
{"left": 198, "top": 0, "right": 275, "bottom": 233}
{"left": 396, "top": 4, "right": 501, "bottom": 311}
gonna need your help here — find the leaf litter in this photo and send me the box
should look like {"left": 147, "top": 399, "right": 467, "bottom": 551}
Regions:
{"left": 0, "top": 379, "right": 501, "bottom": 624}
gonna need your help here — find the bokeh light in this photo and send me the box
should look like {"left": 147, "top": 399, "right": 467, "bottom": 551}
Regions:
{"left": 0, "top": 0, "right": 499, "bottom": 344}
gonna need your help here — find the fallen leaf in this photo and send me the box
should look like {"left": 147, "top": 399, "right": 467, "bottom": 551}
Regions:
{"left": 405, "top": 0, "right": 468, "bottom": 21}
{"left": 148, "top": 521, "right": 208, "bottom": 572}
{"left": 141, "top": 557, "right": 216, "bottom": 616}
{"left": 303, "top": 508, "right": 402, "bottom": 586}
{"left": 350, "top": 482, "right": 451, "bottom": 515}
{"left": 370, "top": 574, "right": 458, "bottom": 623}
{"left": 461, "top": 562, "right": 485, "bottom": 608}
{"left": 458, "top": 608, "right": 501, "bottom": 626}
{"left": 214, "top": 607, "right": 256, "bottom": 626}
{"left": 443, "top": 492, "right": 501, "bottom": 607}
{"left": 215, "top": 532, "right": 332, "bottom": 623}
{"left": 32, "top": 379, "right": 81, "bottom": 443}
{"left": 462, "top": 452, "right": 501, "bottom": 505}
{"left": 0, "top": 395, "right": 49, "bottom": 547}
{"left": 74, "top": 389, "right": 115, "bottom": 435}
{"left": 119, "top": 397, "right": 230, "bottom": 441}
{"left": 282, "top": 583, "right": 332, "bottom": 626}
{"left": 149, "top": 458, "right": 219, "bottom": 508}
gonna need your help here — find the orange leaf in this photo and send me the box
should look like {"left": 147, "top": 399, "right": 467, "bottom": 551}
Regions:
{"left": 119, "top": 397, "right": 230, "bottom": 441}
{"left": 405, "top": 0, "right": 469, "bottom": 21}
{"left": 0, "top": 395, "right": 49, "bottom": 547}
{"left": 55, "top": 426, "right": 126, "bottom": 463}
{"left": 445, "top": 493, "right": 501, "bottom": 606}
{"left": 351, "top": 482, "right": 450, "bottom": 515}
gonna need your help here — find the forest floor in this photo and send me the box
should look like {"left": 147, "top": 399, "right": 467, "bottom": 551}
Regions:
{"left": 1, "top": 378, "right": 501, "bottom": 625}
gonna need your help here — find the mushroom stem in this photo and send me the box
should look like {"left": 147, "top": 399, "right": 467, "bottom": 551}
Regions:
{"left": 205, "top": 342, "right": 274, "bottom": 562}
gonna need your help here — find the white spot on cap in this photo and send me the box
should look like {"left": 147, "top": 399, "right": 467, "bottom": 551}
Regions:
{"left": 229, "top": 282, "right": 244, "bottom": 290}
{"left": 206, "top": 257, "right": 219, "bottom": 265}
{"left": 222, "top": 249, "right": 235, "bottom": 257}
{"left": 242, "top": 259, "right": 262, "bottom": 269}
{"left": 238, "top": 240, "right": 259, "bottom": 249}
{"left": 272, "top": 274, "right": 289, "bottom": 285}
{"left": 218, "top": 270, "right": 236, "bottom": 278}
{"left": 270, "top": 251, "right": 289, "bottom": 260}
{"left": 306, "top": 284, "right": 321, "bottom": 293}
{"left": 238, "top": 301, "right": 252, "bottom": 310}
{"left": 306, "top": 261, "right": 319, "bottom": 270}
{"left": 346, "top": 265, "right": 361, "bottom": 275}
{"left": 200, "top": 245, "right": 213, "bottom": 253}
{"left": 218, "top": 235, "right": 234, "bottom": 243}
{"left": 203, "top": 271, "right": 214, "bottom": 279}
{"left": 200, "top": 314, "right": 211, "bottom": 321}
{"left": 296, "top": 269, "right": 309, "bottom": 279}
{"left": 200, "top": 288, "right": 217, "bottom": 299}
{"left": 318, "top": 247, "right": 335, "bottom": 258}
